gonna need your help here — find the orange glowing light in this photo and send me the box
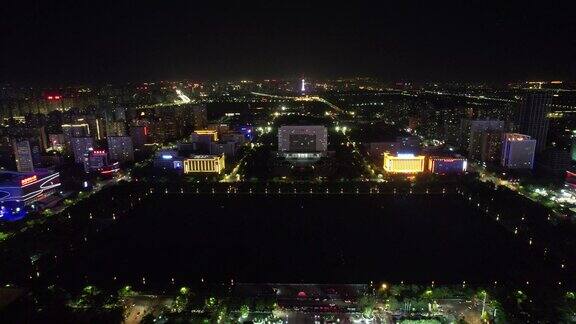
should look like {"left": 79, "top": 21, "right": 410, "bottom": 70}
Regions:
{"left": 21, "top": 175, "right": 38, "bottom": 186}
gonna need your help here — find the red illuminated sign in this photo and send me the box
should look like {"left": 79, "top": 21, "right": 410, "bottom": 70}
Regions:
{"left": 21, "top": 175, "right": 38, "bottom": 186}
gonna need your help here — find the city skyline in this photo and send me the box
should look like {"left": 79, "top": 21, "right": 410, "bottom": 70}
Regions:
{"left": 2, "top": 2, "right": 576, "bottom": 322}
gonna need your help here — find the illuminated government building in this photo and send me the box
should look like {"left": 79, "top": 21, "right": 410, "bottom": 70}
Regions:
{"left": 383, "top": 152, "right": 425, "bottom": 173}
{"left": 183, "top": 154, "right": 225, "bottom": 174}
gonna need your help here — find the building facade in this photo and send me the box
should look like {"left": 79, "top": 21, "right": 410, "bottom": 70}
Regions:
{"left": 13, "top": 139, "right": 42, "bottom": 172}
{"left": 464, "top": 119, "right": 505, "bottom": 159}
{"left": 107, "top": 136, "right": 134, "bottom": 162}
{"left": 130, "top": 125, "right": 148, "bottom": 150}
{"left": 501, "top": 133, "right": 536, "bottom": 169}
{"left": 70, "top": 137, "right": 94, "bottom": 163}
{"left": 83, "top": 149, "right": 109, "bottom": 173}
{"left": 428, "top": 157, "right": 467, "bottom": 174}
{"left": 191, "top": 104, "right": 208, "bottom": 130}
{"left": 480, "top": 131, "right": 503, "bottom": 163}
{"left": 210, "top": 142, "right": 237, "bottom": 157}
{"left": 383, "top": 152, "right": 425, "bottom": 173}
{"left": 278, "top": 125, "right": 328, "bottom": 153}
{"left": 183, "top": 154, "right": 225, "bottom": 174}
{"left": 517, "top": 92, "right": 552, "bottom": 153}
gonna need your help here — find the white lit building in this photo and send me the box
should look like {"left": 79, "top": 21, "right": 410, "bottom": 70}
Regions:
{"left": 501, "top": 133, "right": 536, "bottom": 169}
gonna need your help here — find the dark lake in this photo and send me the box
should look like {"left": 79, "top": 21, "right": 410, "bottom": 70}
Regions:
{"left": 54, "top": 193, "right": 562, "bottom": 290}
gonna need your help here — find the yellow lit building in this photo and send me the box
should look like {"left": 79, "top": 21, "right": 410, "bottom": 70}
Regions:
{"left": 383, "top": 152, "right": 425, "bottom": 173}
{"left": 183, "top": 154, "right": 225, "bottom": 174}
{"left": 193, "top": 129, "right": 218, "bottom": 141}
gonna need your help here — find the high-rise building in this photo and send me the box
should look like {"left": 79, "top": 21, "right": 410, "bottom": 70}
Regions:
{"left": 501, "top": 133, "right": 536, "bottom": 169}
{"left": 278, "top": 126, "right": 328, "bottom": 153}
{"left": 0, "top": 139, "right": 15, "bottom": 171}
{"left": 62, "top": 123, "right": 90, "bottom": 139}
{"left": 84, "top": 116, "right": 106, "bottom": 140}
{"left": 539, "top": 148, "right": 571, "bottom": 176}
{"left": 70, "top": 137, "right": 94, "bottom": 163}
{"left": 517, "top": 92, "right": 552, "bottom": 153}
{"left": 106, "top": 120, "right": 127, "bottom": 137}
{"left": 130, "top": 125, "right": 148, "bottom": 150}
{"left": 151, "top": 113, "right": 179, "bottom": 143}
{"left": 8, "top": 126, "right": 48, "bottom": 152}
{"left": 12, "top": 139, "right": 42, "bottom": 172}
{"left": 107, "top": 136, "right": 134, "bottom": 162}
{"left": 480, "top": 131, "right": 503, "bottom": 163}
{"left": 463, "top": 119, "right": 504, "bottom": 158}
{"left": 111, "top": 107, "right": 126, "bottom": 121}
{"left": 192, "top": 105, "right": 208, "bottom": 130}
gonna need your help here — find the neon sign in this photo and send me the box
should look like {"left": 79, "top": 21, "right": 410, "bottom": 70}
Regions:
{"left": 21, "top": 175, "right": 38, "bottom": 186}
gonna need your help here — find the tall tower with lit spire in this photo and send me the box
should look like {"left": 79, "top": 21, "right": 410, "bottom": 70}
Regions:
{"left": 301, "top": 78, "right": 306, "bottom": 94}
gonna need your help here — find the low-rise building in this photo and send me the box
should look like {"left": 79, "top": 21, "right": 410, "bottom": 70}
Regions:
{"left": 383, "top": 152, "right": 425, "bottom": 173}
{"left": 183, "top": 154, "right": 225, "bottom": 174}
{"left": 83, "top": 149, "right": 109, "bottom": 173}
{"left": 428, "top": 156, "right": 467, "bottom": 174}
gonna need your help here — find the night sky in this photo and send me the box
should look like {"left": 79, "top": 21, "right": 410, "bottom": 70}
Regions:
{"left": 1, "top": 0, "right": 575, "bottom": 85}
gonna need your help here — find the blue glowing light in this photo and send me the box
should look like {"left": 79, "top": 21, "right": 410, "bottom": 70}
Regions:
{"left": 0, "top": 203, "right": 27, "bottom": 222}
{"left": 162, "top": 155, "right": 173, "bottom": 160}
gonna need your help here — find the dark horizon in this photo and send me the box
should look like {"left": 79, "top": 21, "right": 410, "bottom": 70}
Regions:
{"left": 2, "top": 0, "right": 575, "bottom": 85}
